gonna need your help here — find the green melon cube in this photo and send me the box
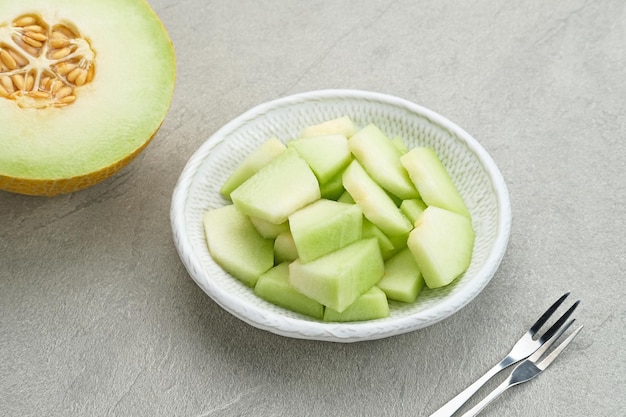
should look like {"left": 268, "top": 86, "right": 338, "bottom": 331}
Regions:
{"left": 274, "top": 231, "right": 298, "bottom": 264}
{"left": 289, "top": 238, "right": 384, "bottom": 312}
{"left": 203, "top": 205, "right": 274, "bottom": 287}
{"left": 288, "top": 134, "right": 352, "bottom": 184}
{"left": 220, "top": 137, "right": 286, "bottom": 198}
{"left": 407, "top": 206, "right": 475, "bottom": 288}
{"left": 231, "top": 148, "right": 320, "bottom": 224}
{"left": 378, "top": 247, "right": 425, "bottom": 303}
{"left": 249, "top": 216, "right": 290, "bottom": 239}
{"left": 288, "top": 199, "right": 363, "bottom": 263}
{"left": 400, "top": 198, "right": 428, "bottom": 224}
{"left": 337, "top": 190, "right": 355, "bottom": 204}
{"left": 323, "top": 286, "right": 389, "bottom": 322}
{"left": 300, "top": 115, "right": 358, "bottom": 138}
{"left": 319, "top": 168, "right": 346, "bottom": 200}
{"left": 348, "top": 124, "right": 419, "bottom": 200}
{"left": 391, "top": 136, "right": 408, "bottom": 154}
{"left": 362, "top": 218, "right": 395, "bottom": 253}
{"left": 342, "top": 160, "right": 413, "bottom": 237}
{"left": 400, "top": 147, "right": 470, "bottom": 219}
{"left": 254, "top": 263, "right": 324, "bottom": 319}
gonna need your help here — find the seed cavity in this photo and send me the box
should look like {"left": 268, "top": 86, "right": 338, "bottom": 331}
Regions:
{"left": 0, "top": 13, "right": 96, "bottom": 108}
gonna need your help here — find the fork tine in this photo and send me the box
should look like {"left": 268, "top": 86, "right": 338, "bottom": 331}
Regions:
{"left": 529, "top": 318, "right": 575, "bottom": 362}
{"left": 529, "top": 292, "right": 570, "bottom": 336}
{"left": 537, "top": 325, "right": 583, "bottom": 370}
{"left": 538, "top": 299, "right": 580, "bottom": 343}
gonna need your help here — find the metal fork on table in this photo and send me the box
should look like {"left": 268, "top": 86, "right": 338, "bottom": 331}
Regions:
{"left": 429, "top": 292, "right": 580, "bottom": 417}
{"left": 460, "top": 321, "right": 583, "bottom": 416}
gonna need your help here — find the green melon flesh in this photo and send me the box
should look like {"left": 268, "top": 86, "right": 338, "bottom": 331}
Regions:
{"left": 289, "top": 238, "right": 384, "bottom": 313}
{"left": 0, "top": 0, "right": 176, "bottom": 196}
{"left": 342, "top": 160, "right": 412, "bottom": 237}
{"left": 288, "top": 134, "right": 352, "bottom": 184}
{"left": 401, "top": 147, "right": 470, "bottom": 218}
{"left": 230, "top": 148, "right": 320, "bottom": 224}
{"left": 220, "top": 137, "right": 286, "bottom": 198}
{"left": 391, "top": 136, "right": 408, "bottom": 154}
{"left": 362, "top": 218, "right": 395, "bottom": 254}
{"left": 249, "top": 216, "right": 289, "bottom": 239}
{"left": 337, "top": 190, "right": 355, "bottom": 204}
{"left": 203, "top": 205, "right": 274, "bottom": 287}
{"left": 300, "top": 115, "right": 358, "bottom": 138}
{"left": 348, "top": 124, "right": 419, "bottom": 200}
{"left": 288, "top": 199, "right": 362, "bottom": 263}
{"left": 254, "top": 263, "right": 324, "bottom": 320}
{"left": 319, "top": 168, "right": 346, "bottom": 200}
{"left": 407, "top": 206, "right": 475, "bottom": 288}
{"left": 273, "top": 231, "right": 298, "bottom": 264}
{"left": 323, "top": 286, "right": 389, "bottom": 322}
{"left": 378, "top": 248, "right": 425, "bottom": 303}
{"left": 400, "top": 198, "right": 428, "bottom": 224}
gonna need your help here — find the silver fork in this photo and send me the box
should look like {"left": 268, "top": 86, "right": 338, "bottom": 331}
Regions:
{"left": 429, "top": 292, "right": 579, "bottom": 417}
{"left": 460, "top": 322, "right": 583, "bottom": 416}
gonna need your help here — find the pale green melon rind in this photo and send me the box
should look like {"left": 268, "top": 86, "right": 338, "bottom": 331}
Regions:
{"left": 0, "top": 0, "right": 176, "bottom": 181}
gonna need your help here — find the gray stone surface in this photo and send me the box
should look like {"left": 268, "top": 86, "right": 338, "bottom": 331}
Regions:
{"left": 1, "top": 0, "right": 625, "bottom": 416}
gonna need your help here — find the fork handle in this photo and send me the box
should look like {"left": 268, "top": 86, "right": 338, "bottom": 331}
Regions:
{"left": 459, "top": 379, "right": 511, "bottom": 417}
{"left": 429, "top": 362, "right": 507, "bottom": 417}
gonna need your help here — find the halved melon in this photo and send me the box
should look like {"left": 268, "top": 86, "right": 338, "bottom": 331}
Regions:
{"left": 0, "top": 0, "right": 176, "bottom": 196}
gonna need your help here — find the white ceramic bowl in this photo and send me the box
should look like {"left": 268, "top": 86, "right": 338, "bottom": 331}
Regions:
{"left": 170, "top": 89, "right": 511, "bottom": 343}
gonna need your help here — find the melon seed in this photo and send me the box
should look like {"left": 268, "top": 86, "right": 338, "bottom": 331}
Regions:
{"left": 22, "top": 35, "right": 44, "bottom": 48}
{"left": 13, "top": 16, "right": 37, "bottom": 27}
{"left": 0, "top": 50, "right": 17, "bottom": 70}
{"left": 51, "top": 47, "right": 72, "bottom": 60}
{"left": 11, "top": 74, "right": 25, "bottom": 90}
{"left": 0, "top": 76, "right": 14, "bottom": 93}
{"left": 56, "top": 86, "right": 73, "bottom": 99}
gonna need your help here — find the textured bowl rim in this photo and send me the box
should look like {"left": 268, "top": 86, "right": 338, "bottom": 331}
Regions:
{"left": 171, "top": 89, "right": 511, "bottom": 343}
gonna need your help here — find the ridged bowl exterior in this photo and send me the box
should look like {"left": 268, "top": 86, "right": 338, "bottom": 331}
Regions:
{"left": 170, "top": 89, "right": 511, "bottom": 342}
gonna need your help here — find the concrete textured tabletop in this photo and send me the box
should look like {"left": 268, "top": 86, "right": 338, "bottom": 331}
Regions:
{"left": 1, "top": 1, "right": 625, "bottom": 416}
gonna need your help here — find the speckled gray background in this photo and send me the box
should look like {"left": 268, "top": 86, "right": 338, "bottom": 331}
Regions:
{"left": 1, "top": 1, "right": 625, "bottom": 416}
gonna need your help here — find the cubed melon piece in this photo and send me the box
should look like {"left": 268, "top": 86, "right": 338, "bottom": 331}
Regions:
{"left": 231, "top": 148, "right": 320, "bottom": 224}
{"left": 337, "top": 190, "right": 355, "bottom": 204}
{"left": 323, "top": 286, "right": 389, "bottom": 322}
{"left": 362, "top": 218, "right": 395, "bottom": 254}
{"left": 254, "top": 263, "right": 324, "bottom": 320}
{"left": 348, "top": 124, "right": 419, "bottom": 200}
{"left": 289, "top": 238, "right": 384, "bottom": 312}
{"left": 203, "top": 205, "right": 274, "bottom": 287}
{"left": 400, "top": 147, "right": 470, "bottom": 218}
{"left": 400, "top": 198, "right": 428, "bottom": 224}
{"left": 289, "top": 199, "right": 363, "bottom": 263}
{"left": 274, "top": 231, "right": 298, "bottom": 264}
{"left": 300, "top": 116, "right": 358, "bottom": 138}
{"left": 249, "top": 217, "right": 290, "bottom": 239}
{"left": 319, "top": 169, "right": 346, "bottom": 200}
{"left": 378, "top": 248, "right": 425, "bottom": 303}
{"left": 342, "top": 160, "right": 413, "bottom": 237}
{"left": 407, "top": 206, "right": 475, "bottom": 288}
{"left": 391, "top": 136, "right": 408, "bottom": 154}
{"left": 288, "top": 135, "right": 352, "bottom": 184}
{"left": 220, "top": 137, "right": 286, "bottom": 198}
